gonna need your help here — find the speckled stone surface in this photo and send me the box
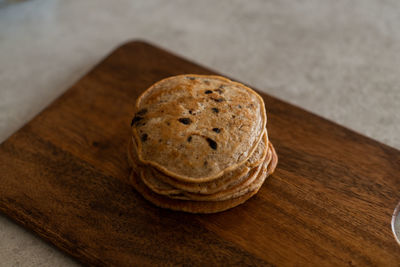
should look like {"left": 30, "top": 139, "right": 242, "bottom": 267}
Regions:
{"left": 1, "top": 0, "right": 400, "bottom": 265}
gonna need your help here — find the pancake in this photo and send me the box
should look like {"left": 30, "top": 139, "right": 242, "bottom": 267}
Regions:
{"left": 131, "top": 74, "right": 267, "bottom": 182}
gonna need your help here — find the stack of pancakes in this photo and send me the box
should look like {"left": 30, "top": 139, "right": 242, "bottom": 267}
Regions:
{"left": 128, "top": 74, "right": 277, "bottom": 213}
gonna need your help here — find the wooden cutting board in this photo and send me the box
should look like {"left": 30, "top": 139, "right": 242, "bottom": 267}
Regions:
{"left": 0, "top": 41, "right": 399, "bottom": 266}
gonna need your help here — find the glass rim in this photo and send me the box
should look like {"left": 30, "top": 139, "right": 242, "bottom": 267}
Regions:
{"left": 391, "top": 201, "right": 400, "bottom": 245}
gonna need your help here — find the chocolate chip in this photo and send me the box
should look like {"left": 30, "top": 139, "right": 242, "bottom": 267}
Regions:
{"left": 212, "top": 128, "right": 221, "bottom": 133}
{"left": 137, "top": 108, "right": 148, "bottom": 116}
{"left": 232, "top": 115, "right": 236, "bottom": 118}
{"left": 166, "top": 122, "right": 170, "bottom": 126}
{"left": 238, "top": 105, "right": 242, "bottom": 109}
{"left": 187, "top": 136, "right": 192, "bottom": 142}
{"left": 204, "top": 160, "right": 208, "bottom": 166}
{"left": 131, "top": 116, "right": 143, "bottom": 126}
{"left": 141, "top": 133, "right": 148, "bottom": 142}
{"left": 178, "top": 118, "right": 192, "bottom": 125}
{"left": 204, "top": 80, "right": 210, "bottom": 85}
{"left": 211, "top": 108, "right": 219, "bottom": 113}
{"left": 205, "top": 90, "right": 212, "bottom": 94}
{"left": 189, "top": 110, "right": 193, "bottom": 114}
{"left": 206, "top": 138, "right": 217, "bottom": 150}
{"left": 158, "top": 139, "right": 162, "bottom": 143}
{"left": 212, "top": 97, "right": 225, "bottom": 102}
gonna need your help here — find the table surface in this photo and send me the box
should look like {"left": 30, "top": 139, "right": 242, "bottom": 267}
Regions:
{"left": 1, "top": 0, "right": 400, "bottom": 266}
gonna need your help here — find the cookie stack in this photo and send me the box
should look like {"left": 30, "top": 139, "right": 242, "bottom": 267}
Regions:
{"left": 128, "top": 74, "right": 277, "bottom": 213}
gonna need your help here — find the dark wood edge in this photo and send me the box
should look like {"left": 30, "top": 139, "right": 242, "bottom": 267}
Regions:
{"left": 0, "top": 202, "right": 104, "bottom": 266}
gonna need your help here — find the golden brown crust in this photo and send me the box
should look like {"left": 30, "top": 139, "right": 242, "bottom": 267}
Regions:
{"left": 131, "top": 74, "right": 267, "bottom": 182}
{"left": 138, "top": 143, "right": 272, "bottom": 201}
{"left": 266, "top": 142, "right": 278, "bottom": 176}
{"left": 141, "top": 155, "right": 263, "bottom": 201}
{"left": 129, "top": 171, "right": 259, "bottom": 214}
{"left": 246, "top": 131, "right": 269, "bottom": 168}
{"left": 128, "top": 143, "right": 277, "bottom": 213}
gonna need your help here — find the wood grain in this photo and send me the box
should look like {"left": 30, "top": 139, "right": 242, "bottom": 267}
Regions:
{"left": 0, "top": 41, "right": 399, "bottom": 266}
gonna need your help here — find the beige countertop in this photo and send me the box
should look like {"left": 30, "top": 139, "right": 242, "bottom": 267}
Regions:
{"left": 1, "top": 0, "right": 400, "bottom": 265}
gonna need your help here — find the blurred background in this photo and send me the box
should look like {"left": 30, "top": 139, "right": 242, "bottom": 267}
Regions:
{"left": 1, "top": 0, "right": 400, "bottom": 266}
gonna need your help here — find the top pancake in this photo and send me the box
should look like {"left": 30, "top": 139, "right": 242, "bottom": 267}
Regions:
{"left": 131, "top": 74, "right": 266, "bottom": 182}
